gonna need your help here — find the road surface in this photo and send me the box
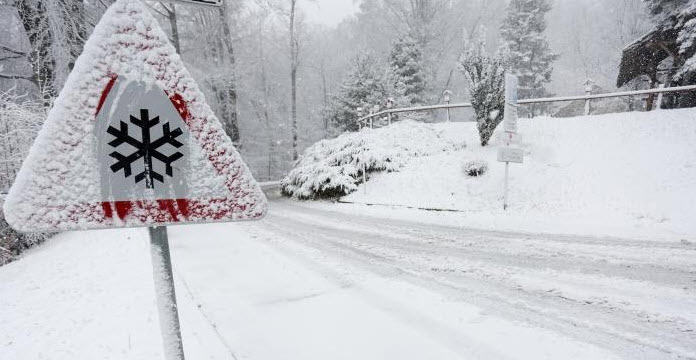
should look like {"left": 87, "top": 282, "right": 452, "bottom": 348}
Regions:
{"left": 167, "top": 192, "right": 696, "bottom": 360}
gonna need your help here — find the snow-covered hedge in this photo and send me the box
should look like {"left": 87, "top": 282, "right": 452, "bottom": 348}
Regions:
{"left": 0, "top": 93, "right": 50, "bottom": 265}
{"left": 281, "top": 120, "right": 465, "bottom": 199}
{"left": 0, "top": 196, "right": 49, "bottom": 266}
{"left": 462, "top": 159, "right": 488, "bottom": 177}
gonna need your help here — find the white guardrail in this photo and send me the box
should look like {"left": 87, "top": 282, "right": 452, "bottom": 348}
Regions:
{"left": 356, "top": 84, "right": 696, "bottom": 129}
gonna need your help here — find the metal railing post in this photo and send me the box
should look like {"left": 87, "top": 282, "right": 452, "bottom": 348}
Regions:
{"left": 443, "top": 90, "right": 452, "bottom": 122}
{"left": 386, "top": 98, "right": 394, "bottom": 126}
{"left": 371, "top": 104, "right": 379, "bottom": 129}
{"left": 656, "top": 84, "right": 665, "bottom": 110}
{"left": 583, "top": 78, "right": 594, "bottom": 116}
{"left": 356, "top": 107, "right": 364, "bottom": 130}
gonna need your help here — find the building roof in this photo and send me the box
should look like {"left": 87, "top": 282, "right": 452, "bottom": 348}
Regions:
{"left": 616, "top": 28, "right": 678, "bottom": 88}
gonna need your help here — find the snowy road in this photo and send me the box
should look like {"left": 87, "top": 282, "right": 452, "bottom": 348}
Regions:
{"left": 167, "top": 193, "right": 696, "bottom": 360}
{"left": 2, "top": 193, "right": 696, "bottom": 359}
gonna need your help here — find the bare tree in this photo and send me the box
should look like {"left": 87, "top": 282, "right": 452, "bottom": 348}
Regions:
{"left": 289, "top": 0, "right": 299, "bottom": 160}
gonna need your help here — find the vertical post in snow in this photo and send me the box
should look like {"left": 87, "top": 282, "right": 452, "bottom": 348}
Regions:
{"left": 583, "top": 78, "right": 594, "bottom": 116}
{"left": 363, "top": 161, "right": 367, "bottom": 194}
{"left": 443, "top": 90, "right": 452, "bottom": 122}
{"left": 357, "top": 107, "right": 364, "bottom": 131}
{"left": 503, "top": 161, "right": 509, "bottom": 210}
{"left": 371, "top": 104, "right": 379, "bottom": 129}
{"left": 386, "top": 98, "right": 393, "bottom": 125}
{"left": 656, "top": 84, "right": 665, "bottom": 110}
{"left": 502, "top": 74, "right": 519, "bottom": 211}
{"left": 503, "top": 132, "right": 512, "bottom": 210}
{"left": 149, "top": 226, "right": 185, "bottom": 360}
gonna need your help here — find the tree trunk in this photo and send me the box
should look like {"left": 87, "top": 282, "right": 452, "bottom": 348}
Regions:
{"left": 217, "top": 1, "right": 241, "bottom": 148}
{"left": 290, "top": 0, "right": 299, "bottom": 161}
{"left": 165, "top": 3, "right": 181, "bottom": 55}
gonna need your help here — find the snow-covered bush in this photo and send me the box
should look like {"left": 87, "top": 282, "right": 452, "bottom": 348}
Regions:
{"left": 1, "top": 196, "right": 47, "bottom": 266}
{"left": 458, "top": 32, "right": 508, "bottom": 147}
{"left": 0, "top": 92, "right": 50, "bottom": 265}
{"left": 281, "top": 120, "right": 465, "bottom": 199}
{"left": 0, "top": 92, "right": 46, "bottom": 192}
{"left": 462, "top": 159, "right": 488, "bottom": 177}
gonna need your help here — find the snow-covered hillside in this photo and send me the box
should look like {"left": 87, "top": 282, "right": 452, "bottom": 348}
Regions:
{"left": 338, "top": 108, "right": 696, "bottom": 240}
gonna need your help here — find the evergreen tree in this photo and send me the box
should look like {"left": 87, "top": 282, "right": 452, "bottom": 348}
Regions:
{"left": 388, "top": 34, "right": 428, "bottom": 108}
{"left": 676, "top": 3, "right": 696, "bottom": 78}
{"left": 325, "top": 52, "right": 387, "bottom": 134}
{"left": 499, "top": 0, "right": 558, "bottom": 116}
{"left": 644, "top": 0, "right": 696, "bottom": 107}
{"left": 458, "top": 34, "right": 508, "bottom": 147}
{"left": 646, "top": 0, "right": 696, "bottom": 77}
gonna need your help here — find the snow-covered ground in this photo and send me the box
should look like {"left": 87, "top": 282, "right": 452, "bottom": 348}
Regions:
{"left": 3, "top": 109, "right": 696, "bottom": 359}
{"left": 344, "top": 108, "right": 696, "bottom": 241}
{"left": 2, "top": 192, "right": 695, "bottom": 359}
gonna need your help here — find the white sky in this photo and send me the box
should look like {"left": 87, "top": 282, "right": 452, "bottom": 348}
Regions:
{"left": 300, "top": 0, "right": 361, "bottom": 27}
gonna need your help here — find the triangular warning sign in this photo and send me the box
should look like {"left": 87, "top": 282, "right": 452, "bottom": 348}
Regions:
{"left": 3, "top": 0, "right": 267, "bottom": 232}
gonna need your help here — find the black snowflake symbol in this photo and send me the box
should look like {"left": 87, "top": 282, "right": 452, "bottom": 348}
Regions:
{"left": 107, "top": 108, "right": 184, "bottom": 189}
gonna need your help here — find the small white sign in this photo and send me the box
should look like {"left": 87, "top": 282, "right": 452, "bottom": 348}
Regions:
{"left": 504, "top": 102, "right": 518, "bottom": 133}
{"left": 497, "top": 147, "right": 524, "bottom": 163}
{"left": 164, "top": 0, "right": 223, "bottom": 6}
{"left": 504, "top": 74, "right": 518, "bottom": 134}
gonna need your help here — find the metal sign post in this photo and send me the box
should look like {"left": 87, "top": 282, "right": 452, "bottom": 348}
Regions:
{"left": 499, "top": 74, "right": 522, "bottom": 210}
{"left": 149, "top": 226, "right": 185, "bottom": 360}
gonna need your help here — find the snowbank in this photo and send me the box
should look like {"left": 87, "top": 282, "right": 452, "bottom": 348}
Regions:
{"left": 341, "top": 108, "right": 696, "bottom": 240}
{"left": 281, "top": 120, "right": 465, "bottom": 199}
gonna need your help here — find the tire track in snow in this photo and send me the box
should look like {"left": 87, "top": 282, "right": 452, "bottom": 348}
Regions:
{"left": 251, "top": 199, "right": 696, "bottom": 359}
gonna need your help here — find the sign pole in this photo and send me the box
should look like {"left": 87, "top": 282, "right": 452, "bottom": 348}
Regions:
{"left": 503, "top": 161, "right": 509, "bottom": 210}
{"left": 503, "top": 132, "right": 512, "bottom": 210}
{"left": 499, "top": 74, "right": 521, "bottom": 210}
{"left": 149, "top": 226, "right": 186, "bottom": 360}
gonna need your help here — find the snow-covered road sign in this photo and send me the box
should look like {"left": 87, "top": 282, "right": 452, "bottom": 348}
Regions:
{"left": 3, "top": 0, "right": 267, "bottom": 232}
{"left": 497, "top": 147, "right": 524, "bottom": 164}
{"left": 504, "top": 74, "right": 518, "bottom": 134}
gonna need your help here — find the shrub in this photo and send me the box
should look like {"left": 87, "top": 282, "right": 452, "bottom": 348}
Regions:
{"left": 462, "top": 159, "right": 488, "bottom": 177}
{"left": 281, "top": 120, "right": 465, "bottom": 199}
{"left": 0, "top": 92, "right": 51, "bottom": 265}
{"left": 1, "top": 196, "right": 49, "bottom": 265}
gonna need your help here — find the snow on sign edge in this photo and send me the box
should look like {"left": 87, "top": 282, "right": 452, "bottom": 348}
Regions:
{"left": 3, "top": 0, "right": 267, "bottom": 233}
